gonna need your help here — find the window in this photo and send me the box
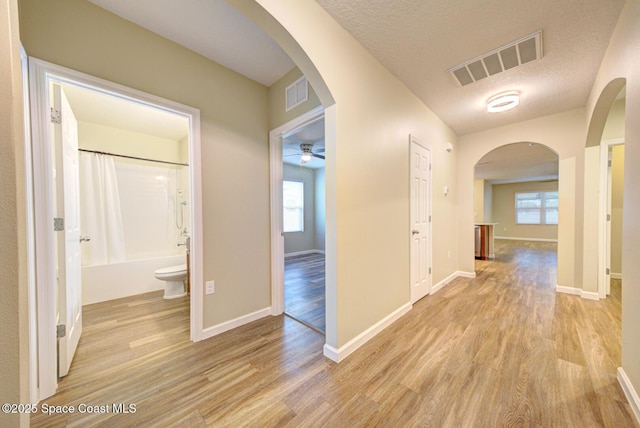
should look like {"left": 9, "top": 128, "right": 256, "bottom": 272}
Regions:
{"left": 515, "top": 191, "right": 558, "bottom": 225}
{"left": 283, "top": 180, "right": 304, "bottom": 232}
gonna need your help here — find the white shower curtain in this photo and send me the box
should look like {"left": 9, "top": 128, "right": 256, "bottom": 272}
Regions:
{"left": 79, "top": 152, "right": 126, "bottom": 265}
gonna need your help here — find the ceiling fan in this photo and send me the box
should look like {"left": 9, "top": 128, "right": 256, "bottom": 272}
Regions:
{"left": 284, "top": 143, "right": 325, "bottom": 164}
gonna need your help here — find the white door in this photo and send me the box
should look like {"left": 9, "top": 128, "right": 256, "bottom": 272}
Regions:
{"left": 52, "top": 84, "right": 83, "bottom": 377}
{"left": 410, "top": 138, "right": 431, "bottom": 303}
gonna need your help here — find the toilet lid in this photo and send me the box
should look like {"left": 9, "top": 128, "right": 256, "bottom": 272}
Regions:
{"left": 155, "top": 264, "right": 187, "bottom": 275}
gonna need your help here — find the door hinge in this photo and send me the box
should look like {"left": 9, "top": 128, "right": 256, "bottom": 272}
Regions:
{"left": 429, "top": 267, "right": 432, "bottom": 274}
{"left": 51, "top": 108, "right": 61, "bottom": 124}
{"left": 429, "top": 215, "right": 432, "bottom": 222}
{"left": 54, "top": 217, "right": 64, "bottom": 231}
{"left": 606, "top": 268, "right": 610, "bottom": 275}
{"left": 56, "top": 324, "right": 66, "bottom": 338}
{"left": 608, "top": 159, "right": 612, "bottom": 167}
{"left": 607, "top": 214, "right": 611, "bottom": 221}
{"left": 429, "top": 163, "right": 432, "bottom": 171}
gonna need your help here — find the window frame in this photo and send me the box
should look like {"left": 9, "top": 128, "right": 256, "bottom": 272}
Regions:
{"left": 514, "top": 191, "right": 558, "bottom": 225}
{"left": 282, "top": 180, "right": 304, "bottom": 233}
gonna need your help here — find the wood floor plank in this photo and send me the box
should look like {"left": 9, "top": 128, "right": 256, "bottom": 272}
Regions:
{"left": 285, "top": 252, "right": 326, "bottom": 333}
{"left": 31, "top": 240, "right": 639, "bottom": 427}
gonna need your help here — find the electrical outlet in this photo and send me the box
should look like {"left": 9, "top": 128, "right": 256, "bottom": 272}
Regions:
{"left": 206, "top": 280, "right": 215, "bottom": 295}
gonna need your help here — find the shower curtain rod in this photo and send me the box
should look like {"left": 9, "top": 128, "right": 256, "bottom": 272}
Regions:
{"left": 78, "top": 148, "right": 189, "bottom": 167}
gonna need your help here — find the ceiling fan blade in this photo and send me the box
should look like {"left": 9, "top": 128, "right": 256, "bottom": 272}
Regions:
{"left": 312, "top": 153, "right": 325, "bottom": 160}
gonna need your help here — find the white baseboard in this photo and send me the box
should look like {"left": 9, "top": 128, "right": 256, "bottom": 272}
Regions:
{"left": 285, "top": 249, "right": 325, "bottom": 257}
{"left": 618, "top": 367, "right": 640, "bottom": 425}
{"left": 456, "top": 271, "right": 477, "bottom": 279}
{"left": 556, "top": 285, "right": 581, "bottom": 295}
{"left": 201, "top": 307, "right": 271, "bottom": 340}
{"left": 611, "top": 273, "right": 622, "bottom": 280}
{"left": 495, "top": 236, "right": 558, "bottom": 243}
{"left": 323, "top": 302, "right": 412, "bottom": 363}
{"left": 431, "top": 271, "right": 477, "bottom": 294}
{"left": 556, "top": 285, "right": 601, "bottom": 300}
{"left": 581, "top": 291, "right": 600, "bottom": 300}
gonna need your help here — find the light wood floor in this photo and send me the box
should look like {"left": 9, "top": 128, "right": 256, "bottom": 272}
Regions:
{"left": 285, "top": 252, "right": 325, "bottom": 333}
{"left": 32, "top": 240, "right": 638, "bottom": 427}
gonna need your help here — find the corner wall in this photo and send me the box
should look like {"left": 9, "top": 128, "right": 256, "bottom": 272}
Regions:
{"left": 585, "top": 0, "right": 640, "bottom": 407}
{"left": 0, "top": 0, "right": 29, "bottom": 425}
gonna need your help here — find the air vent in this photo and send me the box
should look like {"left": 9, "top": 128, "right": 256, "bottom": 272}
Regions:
{"left": 285, "top": 76, "right": 308, "bottom": 111}
{"left": 448, "top": 30, "right": 543, "bottom": 87}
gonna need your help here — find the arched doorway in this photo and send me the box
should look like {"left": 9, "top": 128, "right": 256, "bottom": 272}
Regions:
{"left": 583, "top": 78, "right": 626, "bottom": 299}
{"left": 473, "top": 142, "right": 559, "bottom": 282}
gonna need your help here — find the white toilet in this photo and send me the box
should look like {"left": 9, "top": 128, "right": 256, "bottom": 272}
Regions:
{"left": 154, "top": 264, "right": 187, "bottom": 299}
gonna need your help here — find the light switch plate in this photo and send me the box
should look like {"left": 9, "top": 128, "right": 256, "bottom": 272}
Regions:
{"left": 205, "top": 281, "right": 215, "bottom": 295}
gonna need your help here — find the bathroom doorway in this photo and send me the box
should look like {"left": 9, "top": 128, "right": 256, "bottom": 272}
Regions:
{"left": 29, "top": 58, "right": 203, "bottom": 400}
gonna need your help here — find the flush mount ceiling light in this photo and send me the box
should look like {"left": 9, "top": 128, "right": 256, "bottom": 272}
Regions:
{"left": 487, "top": 91, "right": 520, "bottom": 113}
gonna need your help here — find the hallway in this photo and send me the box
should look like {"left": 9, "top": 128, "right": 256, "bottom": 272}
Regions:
{"left": 31, "top": 241, "right": 636, "bottom": 427}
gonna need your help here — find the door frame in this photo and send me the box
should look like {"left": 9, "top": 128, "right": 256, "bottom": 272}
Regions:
{"left": 268, "top": 106, "right": 324, "bottom": 316}
{"left": 598, "top": 137, "right": 624, "bottom": 298}
{"left": 28, "top": 58, "right": 204, "bottom": 400}
{"left": 409, "top": 135, "right": 432, "bottom": 302}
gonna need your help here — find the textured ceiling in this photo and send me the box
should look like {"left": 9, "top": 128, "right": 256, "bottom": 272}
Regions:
{"left": 316, "top": 0, "right": 625, "bottom": 135}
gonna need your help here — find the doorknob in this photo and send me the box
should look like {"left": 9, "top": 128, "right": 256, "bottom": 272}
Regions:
{"left": 80, "top": 236, "right": 91, "bottom": 243}
{"left": 412, "top": 230, "right": 419, "bottom": 235}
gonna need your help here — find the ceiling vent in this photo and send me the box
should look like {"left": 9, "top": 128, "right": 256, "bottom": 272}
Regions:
{"left": 448, "top": 30, "right": 543, "bottom": 87}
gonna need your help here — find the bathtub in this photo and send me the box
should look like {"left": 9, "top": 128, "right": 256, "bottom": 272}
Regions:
{"left": 81, "top": 253, "right": 187, "bottom": 306}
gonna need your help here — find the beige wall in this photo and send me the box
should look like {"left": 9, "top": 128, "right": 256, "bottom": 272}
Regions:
{"left": 473, "top": 179, "right": 485, "bottom": 222}
{"left": 269, "top": 66, "right": 321, "bottom": 129}
{"left": 603, "top": 98, "right": 626, "bottom": 141}
{"left": 611, "top": 144, "right": 624, "bottom": 275}
{"left": 78, "top": 122, "right": 184, "bottom": 164}
{"left": 585, "top": 0, "right": 640, "bottom": 399}
{"left": 492, "top": 181, "right": 558, "bottom": 241}
{"left": 19, "top": 0, "right": 271, "bottom": 328}
{"left": 458, "top": 109, "right": 586, "bottom": 289}
{"left": 315, "top": 167, "right": 326, "bottom": 251}
{"left": 232, "top": 0, "right": 460, "bottom": 348}
{"left": 0, "top": 0, "right": 29, "bottom": 425}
